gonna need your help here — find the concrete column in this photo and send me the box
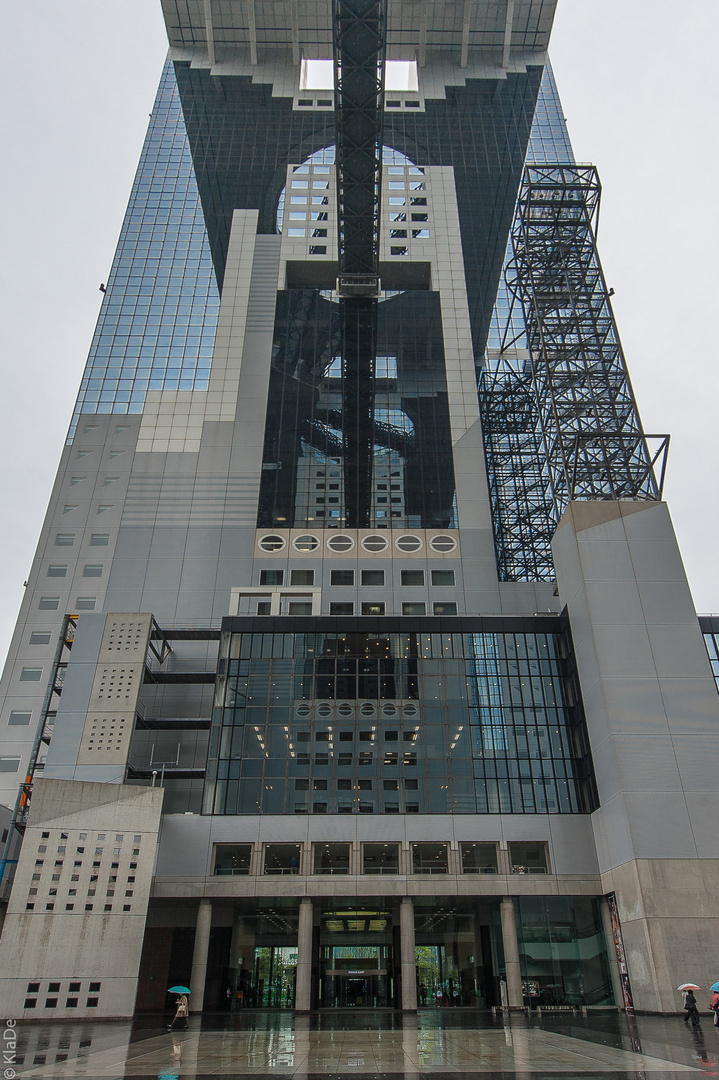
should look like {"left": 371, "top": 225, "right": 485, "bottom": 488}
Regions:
{"left": 500, "top": 897, "right": 523, "bottom": 1009}
{"left": 189, "top": 899, "right": 213, "bottom": 1012}
{"left": 295, "top": 898, "right": 313, "bottom": 1011}
{"left": 400, "top": 897, "right": 417, "bottom": 1011}
{"left": 600, "top": 897, "right": 625, "bottom": 1010}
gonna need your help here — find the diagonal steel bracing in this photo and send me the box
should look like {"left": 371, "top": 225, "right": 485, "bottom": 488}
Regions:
{"left": 481, "top": 164, "right": 667, "bottom": 581}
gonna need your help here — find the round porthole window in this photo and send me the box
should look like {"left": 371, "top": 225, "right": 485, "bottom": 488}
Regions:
{"left": 293, "top": 533, "right": 320, "bottom": 552}
{"left": 317, "top": 702, "right": 333, "bottom": 717}
{"left": 381, "top": 703, "right": 398, "bottom": 717}
{"left": 395, "top": 534, "right": 423, "bottom": 553}
{"left": 337, "top": 702, "right": 354, "bottom": 717}
{"left": 258, "top": 534, "right": 286, "bottom": 552}
{"left": 361, "top": 534, "right": 389, "bottom": 553}
{"left": 360, "top": 702, "right": 376, "bottom": 716}
{"left": 327, "top": 534, "right": 355, "bottom": 553}
{"left": 403, "top": 704, "right": 418, "bottom": 717}
{"left": 296, "top": 703, "right": 312, "bottom": 717}
{"left": 429, "top": 534, "right": 457, "bottom": 553}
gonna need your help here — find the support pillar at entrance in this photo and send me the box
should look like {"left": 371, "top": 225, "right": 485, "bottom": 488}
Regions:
{"left": 400, "top": 897, "right": 417, "bottom": 1011}
{"left": 500, "top": 897, "right": 523, "bottom": 1008}
{"left": 295, "top": 898, "right": 313, "bottom": 1011}
{"left": 189, "top": 899, "right": 213, "bottom": 1012}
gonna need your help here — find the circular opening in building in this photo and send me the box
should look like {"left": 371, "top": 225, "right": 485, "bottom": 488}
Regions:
{"left": 327, "top": 534, "right": 355, "bottom": 552}
{"left": 381, "top": 704, "right": 397, "bottom": 716}
{"left": 403, "top": 704, "right": 418, "bottom": 717}
{"left": 360, "top": 702, "right": 376, "bottom": 716}
{"left": 361, "top": 534, "right": 389, "bottom": 553}
{"left": 395, "top": 534, "right": 423, "bottom": 553}
{"left": 317, "top": 703, "right": 333, "bottom": 717}
{"left": 296, "top": 703, "right": 311, "bottom": 717}
{"left": 293, "top": 533, "right": 320, "bottom": 552}
{"left": 429, "top": 534, "right": 457, "bottom": 553}
{"left": 258, "top": 534, "right": 286, "bottom": 552}
{"left": 337, "top": 703, "right": 354, "bottom": 716}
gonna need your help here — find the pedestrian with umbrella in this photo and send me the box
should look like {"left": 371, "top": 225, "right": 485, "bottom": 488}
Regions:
{"left": 677, "top": 983, "right": 702, "bottom": 1027}
{"left": 167, "top": 986, "right": 190, "bottom": 1030}
{"left": 709, "top": 982, "right": 719, "bottom": 1026}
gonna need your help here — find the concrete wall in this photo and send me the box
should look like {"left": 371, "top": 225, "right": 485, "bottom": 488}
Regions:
{"left": 0, "top": 778, "right": 163, "bottom": 1019}
{"left": 553, "top": 500, "right": 719, "bottom": 1010}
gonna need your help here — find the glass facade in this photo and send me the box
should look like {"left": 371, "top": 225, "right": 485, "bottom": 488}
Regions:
{"left": 204, "top": 618, "right": 597, "bottom": 815}
{"left": 68, "top": 61, "right": 219, "bottom": 440}
{"left": 514, "top": 897, "right": 615, "bottom": 1007}
{"left": 258, "top": 290, "right": 455, "bottom": 529}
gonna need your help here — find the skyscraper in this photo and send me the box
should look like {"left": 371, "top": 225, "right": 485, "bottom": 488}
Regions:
{"left": 0, "top": 0, "right": 717, "bottom": 1020}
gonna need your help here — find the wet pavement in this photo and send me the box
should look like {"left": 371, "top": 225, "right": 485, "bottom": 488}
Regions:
{"left": 8, "top": 1009, "right": 719, "bottom": 1079}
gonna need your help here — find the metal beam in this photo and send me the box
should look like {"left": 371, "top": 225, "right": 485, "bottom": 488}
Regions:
{"left": 460, "top": 0, "right": 472, "bottom": 68}
{"left": 333, "top": 0, "right": 386, "bottom": 527}
{"left": 290, "top": 0, "right": 300, "bottom": 65}
{"left": 247, "top": 0, "right": 258, "bottom": 65}
{"left": 502, "top": 0, "right": 514, "bottom": 69}
{"left": 203, "top": 0, "right": 215, "bottom": 66}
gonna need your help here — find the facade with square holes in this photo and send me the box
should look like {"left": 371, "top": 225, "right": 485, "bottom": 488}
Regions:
{"left": 0, "top": 0, "right": 717, "bottom": 1019}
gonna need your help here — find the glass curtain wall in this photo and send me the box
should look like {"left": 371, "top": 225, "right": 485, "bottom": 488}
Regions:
{"left": 514, "top": 897, "right": 615, "bottom": 1007}
{"left": 204, "top": 623, "right": 597, "bottom": 816}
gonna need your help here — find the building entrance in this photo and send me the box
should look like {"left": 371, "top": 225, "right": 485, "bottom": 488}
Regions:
{"left": 318, "top": 909, "right": 395, "bottom": 1007}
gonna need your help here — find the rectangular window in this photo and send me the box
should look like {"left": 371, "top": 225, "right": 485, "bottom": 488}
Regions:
{"left": 431, "top": 569, "right": 455, "bottom": 586}
{"left": 38, "top": 598, "right": 60, "bottom": 610}
{"left": 331, "top": 570, "right": 354, "bottom": 586}
{"left": 433, "top": 602, "right": 457, "bottom": 615}
{"left": 329, "top": 602, "right": 353, "bottom": 615}
{"left": 412, "top": 842, "right": 449, "bottom": 874}
{"left": 509, "top": 842, "right": 549, "bottom": 874}
{"left": 19, "top": 668, "right": 43, "bottom": 682}
{"left": 29, "top": 632, "right": 52, "bottom": 645}
{"left": 290, "top": 570, "right": 314, "bottom": 585}
{"left": 363, "top": 843, "right": 399, "bottom": 875}
{"left": 75, "top": 598, "right": 97, "bottom": 611}
{"left": 54, "top": 534, "right": 74, "bottom": 547}
{"left": 401, "top": 570, "right": 424, "bottom": 586}
{"left": 361, "top": 602, "right": 385, "bottom": 615}
{"left": 89, "top": 534, "right": 110, "bottom": 546}
{"left": 461, "top": 842, "right": 498, "bottom": 874}
{"left": 213, "top": 844, "right": 252, "bottom": 876}
{"left": 8, "top": 711, "right": 31, "bottom": 726}
{"left": 256, "top": 602, "right": 271, "bottom": 616}
{"left": 314, "top": 843, "right": 350, "bottom": 875}
{"left": 82, "top": 565, "right": 103, "bottom": 577}
{"left": 402, "top": 602, "right": 426, "bottom": 615}
{"left": 47, "top": 565, "right": 67, "bottom": 577}
{"left": 287, "top": 602, "right": 312, "bottom": 615}
{"left": 0, "top": 758, "right": 21, "bottom": 773}
{"left": 361, "top": 570, "right": 384, "bottom": 586}
{"left": 259, "top": 570, "right": 284, "bottom": 586}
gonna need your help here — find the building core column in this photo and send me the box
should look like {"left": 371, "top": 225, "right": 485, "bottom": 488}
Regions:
{"left": 189, "top": 898, "right": 213, "bottom": 1012}
{"left": 500, "top": 897, "right": 523, "bottom": 1008}
{"left": 295, "top": 898, "right": 313, "bottom": 1011}
{"left": 400, "top": 897, "right": 417, "bottom": 1011}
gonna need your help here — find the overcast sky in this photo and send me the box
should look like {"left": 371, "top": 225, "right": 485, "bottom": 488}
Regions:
{"left": 1, "top": 1, "right": 718, "bottom": 665}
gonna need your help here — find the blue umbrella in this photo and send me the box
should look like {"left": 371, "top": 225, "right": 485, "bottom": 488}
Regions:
{"left": 167, "top": 986, "right": 191, "bottom": 994}
{"left": 710, "top": 983, "right": 719, "bottom": 993}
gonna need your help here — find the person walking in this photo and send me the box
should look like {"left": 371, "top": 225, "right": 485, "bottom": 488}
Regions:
{"left": 684, "top": 990, "right": 701, "bottom": 1027}
{"left": 168, "top": 994, "right": 189, "bottom": 1030}
{"left": 709, "top": 990, "right": 719, "bottom": 1027}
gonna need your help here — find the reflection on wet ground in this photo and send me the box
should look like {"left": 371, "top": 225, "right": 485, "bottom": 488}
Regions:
{"left": 10, "top": 1009, "right": 719, "bottom": 1079}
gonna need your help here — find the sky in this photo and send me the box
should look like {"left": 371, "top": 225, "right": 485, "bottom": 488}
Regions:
{"left": 0, "top": 0, "right": 718, "bottom": 666}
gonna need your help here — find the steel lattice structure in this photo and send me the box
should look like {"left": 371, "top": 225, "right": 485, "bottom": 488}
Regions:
{"left": 481, "top": 164, "right": 668, "bottom": 581}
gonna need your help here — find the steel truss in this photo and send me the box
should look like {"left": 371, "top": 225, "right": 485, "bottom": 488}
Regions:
{"left": 481, "top": 164, "right": 669, "bottom": 581}
{"left": 333, "top": 0, "right": 386, "bottom": 527}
